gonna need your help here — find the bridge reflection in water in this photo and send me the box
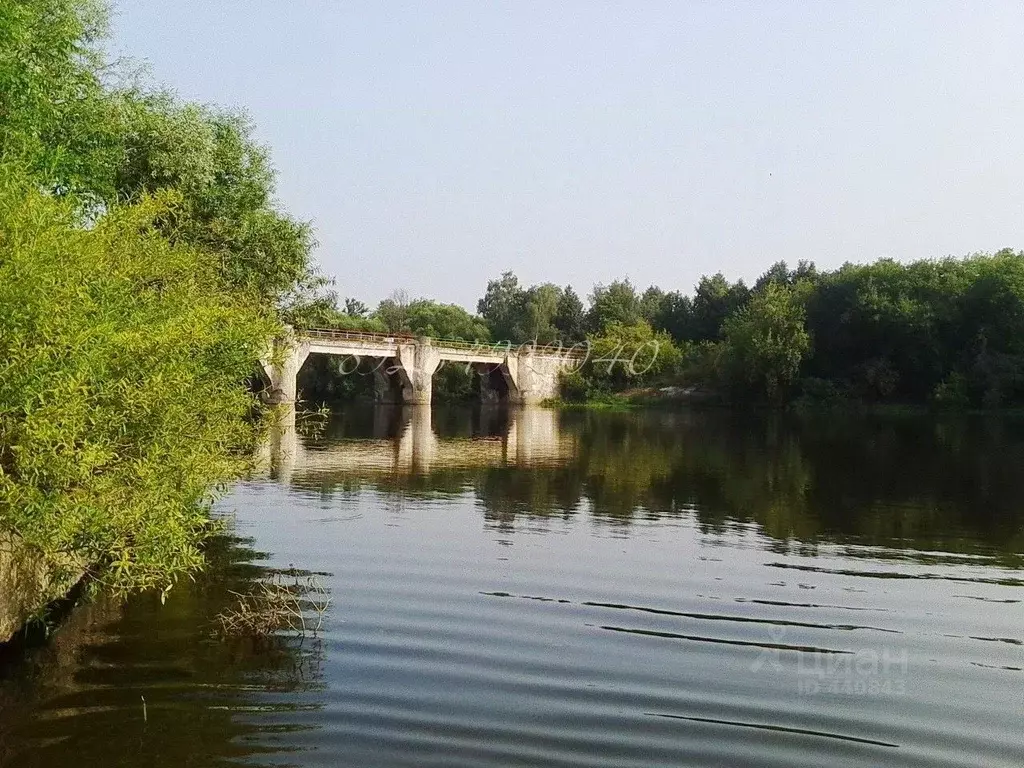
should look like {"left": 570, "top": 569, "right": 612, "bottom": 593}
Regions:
{"left": 259, "top": 405, "right": 575, "bottom": 483}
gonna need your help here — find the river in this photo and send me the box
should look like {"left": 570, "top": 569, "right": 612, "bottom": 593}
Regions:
{"left": 1, "top": 406, "right": 1021, "bottom": 767}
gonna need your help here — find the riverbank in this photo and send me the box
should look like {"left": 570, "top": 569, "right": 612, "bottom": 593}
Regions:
{"left": 547, "top": 387, "right": 1024, "bottom": 417}
{"left": 0, "top": 177, "right": 278, "bottom": 597}
{"left": 0, "top": 533, "right": 86, "bottom": 645}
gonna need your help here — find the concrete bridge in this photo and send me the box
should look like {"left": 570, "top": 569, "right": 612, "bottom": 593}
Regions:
{"left": 261, "top": 327, "right": 582, "bottom": 406}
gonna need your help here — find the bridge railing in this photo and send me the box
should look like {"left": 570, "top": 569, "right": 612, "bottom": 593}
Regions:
{"left": 297, "top": 327, "right": 586, "bottom": 358}
{"left": 300, "top": 328, "right": 407, "bottom": 345}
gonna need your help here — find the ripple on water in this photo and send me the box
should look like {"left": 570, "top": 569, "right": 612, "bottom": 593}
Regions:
{"left": 3, "top": 409, "right": 1024, "bottom": 768}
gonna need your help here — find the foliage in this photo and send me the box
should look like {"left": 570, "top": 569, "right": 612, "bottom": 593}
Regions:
{"left": 718, "top": 283, "right": 811, "bottom": 402}
{"left": 432, "top": 364, "right": 480, "bottom": 402}
{"left": 477, "top": 271, "right": 526, "bottom": 341}
{"left": 932, "top": 372, "right": 970, "bottom": 408}
{"left": 373, "top": 290, "right": 492, "bottom": 341}
{"left": 476, "top": 273, "right": 575, "bottom": 344}
{"left": 572, "top": 321, "right": 681, "bottom": 394}
{"left": 648, "top": 290, "right": 693, "bottom": 342}
{"left": 404, "top": 300, "right": 490, "bottom": 341}
{"left": 803, "top": 251, "right": 1024, "bottom": 406}
{"left": 297, "top": 296, "right": 489, "bottom": 404}
{"left": 553, "top": 285, "right": 586, "bottom": 343}
{"left": 360, "top": 250, "right": 1024, "bottom": 408}
{"left": 636, "top": 274, "right": 752, "bottom": 345}
{"left": 282, "top": 274, "right": 385, "bottom": 331}
{"left": 374, "top": 289, "right": 412, "bottom": 334}
{"left": 520, "top": 283, "right": 562, "bottom": 343}
{"left": 753, "top": 259, "right": 818, "bottom": 293}
{"left": 689, "top": 273, "right": 751, "bottom": 342}
{"left": 557, "top": 370, "right": 590, "bottom": 403}
{"left": 0, "top": 176, "right": 276, "bottom": 590}
{"left": 344, "top": 298, "right": 369, "bottom": 317}
{"left": 2, "top": 0, "right": 319, "bottom": 310}
{"left": 587, "top": 280, "right": 643, "bottom": 332}
{"left": 0, "top": 0, "right": 119, "bottom": 201}
{"left": 401, "top": 301, "right": 489, "bottom": 400}
{"left": 111, "top": 96, "right": 317, "bottom": 304}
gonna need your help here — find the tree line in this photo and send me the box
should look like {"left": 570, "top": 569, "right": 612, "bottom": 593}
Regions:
{"left": 304, "top": 250, "right": 1024, "bottom": 408}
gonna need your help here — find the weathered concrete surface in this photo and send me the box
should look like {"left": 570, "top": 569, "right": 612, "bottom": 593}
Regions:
{"left": 507, "top": 352, "right": 565, "bottom": 405}
{"left": 396, "top": 340, "right": 441, "bottom": 404}
{"left": 0, "top": 533, "right": 84, "bottom": 644}
{"left": 259, "top": 327, "right": 310, "bottom": 404}
{"left": 262, "top": 328, "right": 578, "bottom": 406}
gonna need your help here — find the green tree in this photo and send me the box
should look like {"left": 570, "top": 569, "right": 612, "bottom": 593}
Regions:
{"left": 111, "top": 97, "right": 316, "bottom": 304}
{"left": 344, "top": 297, "right": 369, "bottom": 317}
{"left": 522, "top": 283, "right": 563, "bottom": 343}
{"left": 0, "top": 0, "right": 120, "bottom": 200}
{"left": 553, "top": 285, "right": 586, "bottom": 343}
{"left": 1, "top": 0, "right": 317, "bottom": 309}
{"left": 0, "top": 176, "right": 276, "bottom": 589}
{"left": 588, "top": 279, "right": 643, "bottom": 332}
{"left": 690, "top": 273, "right": 751, "bottom": 341}
{"left": 719, "top": 283, "right": 811, "bottom": 402}
{"left": 577, "top": 320, "right": 681, "bottom": 393}
{"left": 640, "top": 286, "right": 666, "bottom": 324}
{"left": 477, "top": 271, "right": 527, "bottom": 341}
{"left": 405, "top": 300, "right": 490, "bottom": 341}
{"left": 753, "top": 260, "right": 817, "bottom": 293}
{"left": 374, "top": 290, "right": 411, "bottom": 333}
{"left": 959, "top": 250, "right": 1024, "bottom": 406}
{"left": 650, "top": 290, "right": 693, "bottom": 343}
{"left": 281, "top": 275, "right": 383, "bottom": 331}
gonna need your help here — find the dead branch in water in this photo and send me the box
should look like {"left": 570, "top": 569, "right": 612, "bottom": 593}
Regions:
{"left": 215, "top": 572, "right": 330, "bottom": 638}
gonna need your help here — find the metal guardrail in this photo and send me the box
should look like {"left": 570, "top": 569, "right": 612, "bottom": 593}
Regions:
{"left": 297, "top": 327, "right": 586, "bottom": 358}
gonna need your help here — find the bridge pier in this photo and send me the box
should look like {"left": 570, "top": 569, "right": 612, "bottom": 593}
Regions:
{"left": 396, "top": 339, "right": 441, "bottom": 405}
{"left": 372, "top": 360, "right": 405, "bottom": 404}
{"left": 475, "top": 362, "right": 516, "bottom": 404}
{"left": 506, "top": 350, "right": 564, "bottom": 405}
{"left": 261, "top": 328, "right": 310, "bottom": 404}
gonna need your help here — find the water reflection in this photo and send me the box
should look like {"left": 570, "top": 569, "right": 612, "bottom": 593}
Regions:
{"left": 266, "top": 406, "right": 1024, "bottom": 564}
{"left": 262, "top": 405, "right": 576, "bottom": 482}
{"left": 2, "top": 407, "right": 1022, "bottom": 768}
{"left": 0, "top": 532, "right": 328, "bottom": 768}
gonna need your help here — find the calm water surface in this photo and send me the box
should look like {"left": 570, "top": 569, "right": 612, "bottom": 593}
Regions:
{"left": 1, "top": 407, "right": 1022, "bottom": 767}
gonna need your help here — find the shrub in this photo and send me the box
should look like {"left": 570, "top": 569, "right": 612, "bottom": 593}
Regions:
{"left": 0, "top": 174, "right": 276, "bottom": 590}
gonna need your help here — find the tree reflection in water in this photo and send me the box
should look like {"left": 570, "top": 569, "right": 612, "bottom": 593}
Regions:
{"left": 275, "top": 405, "right": 1024, "bottom": 566}
{"left": 0, "top": 529, "right": 329, "bottom": 768}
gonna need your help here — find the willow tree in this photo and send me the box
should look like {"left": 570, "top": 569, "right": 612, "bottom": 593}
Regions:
{"left": 1, "top": 0, "right": 318, "bottom": 310}
{"left": 0, "top": 176, "right": 276, "bottom": 590}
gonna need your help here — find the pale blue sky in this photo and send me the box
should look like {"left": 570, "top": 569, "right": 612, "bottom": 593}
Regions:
{"left": 111, "top": 1, "right": 1024, "bottom": 309}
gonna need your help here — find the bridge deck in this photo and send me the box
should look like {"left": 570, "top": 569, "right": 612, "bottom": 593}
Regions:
{"left": 298, "top": 328, "right": 585, "bottom": 362}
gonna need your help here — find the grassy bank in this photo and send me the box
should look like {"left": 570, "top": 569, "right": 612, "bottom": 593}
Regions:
{"left": 544, "top": 395, "right": 642, "bottom": 412}
{"left": 548, "top": 388, "right": 1024, "bottom": 418}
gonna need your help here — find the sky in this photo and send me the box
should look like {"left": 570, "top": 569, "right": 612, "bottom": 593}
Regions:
{"left": 110, "top": 1, "right": 1024, "bottom": 310}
